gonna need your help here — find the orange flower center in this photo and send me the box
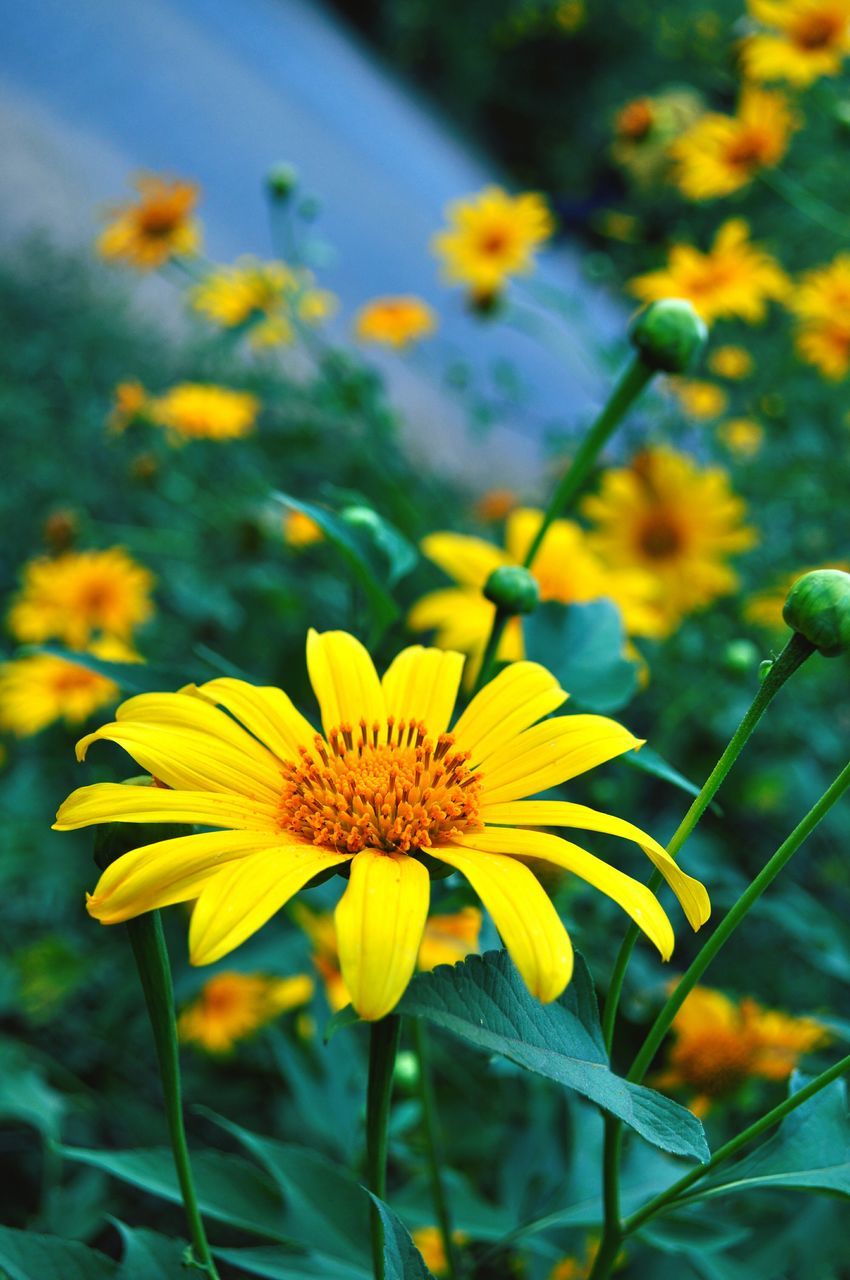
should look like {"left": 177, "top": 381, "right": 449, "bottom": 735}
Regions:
{"left": 724, "top": 128, "right": 770, "bottom": 171}
{"left": 138, "top": 200, "right": 185, "bottom": 237}
{"left": 51, "top": 665, "right": 102, "bottom": 696}
{"left": 637, "top": 512, "right": 685, "bottom": 560}
{"left": 278, "top": 721, "right": 482, "bottom": 855}
{"left": 479, "top": 228, "right": 511, "bottom": 258}
{"left": 672, "top": 1028, "right": 757, "bottom": 1097}
{"left": 617, "top": 99, "right": 655, "bottom": 140}
{"left": 791, "top": 10, "right": 844, "bottom": 49}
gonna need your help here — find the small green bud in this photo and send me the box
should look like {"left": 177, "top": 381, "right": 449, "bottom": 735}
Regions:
{"left": 483, "top": 565, "right": 540, "bottom": 614}
{"left": 758, "top": 659, "right": 774, "bottom": 684}
{"left": 393, "top": 1050, "right": 420, "bottom": 1089}
{"left": 629, "top": 299, "right": 708, "bottom": 373}
{"left": 722, "top": 638, "right": 760, "bottom": 674}
{"left": 267, "top": 163, "right": 298, "bottom": 200}
{"left": 782, "top": 569, "right": 850, "bottom": 657}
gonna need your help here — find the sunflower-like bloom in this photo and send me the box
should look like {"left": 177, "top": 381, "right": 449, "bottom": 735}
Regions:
{"left": 412, "top": 1226, "right": 469, "bottom": 1277}
{"left": 354, "top": 296, "right": 437, "bottom": 348}
{"left": 708, "top": 345, "right": 754, "bottom": 379}
{"left": 669, "top": 88, "right": 798, "bottom": 200}
{"left": 744, "top": 561, "right": 850, "bottom": 629}
{"left": 178, "top": 971, "right": 314, "bottom": 1053}
{"left": 432, "top": 186, "right": 554, "bottom": 300}
{"left": 191, "top": 257, "right": 337, "bottom": 347}
{"left": 0, "top": 639, "right": 135, "bottom": 737}
{"left": 283, "top": 510, "right": 325, "bottom": 548}
{"left": 8, "top": 549, "right": 155, "bottom": 649}
{"left": 789, "top": 253, "right": 850, "bottom": 379}
{"left": 54, "top": 631, "right": 709, "bottom": 1021}
{"left": 667, "top": 378, "right": 729, "bottom": 421}
{"left": 629, "top": 219, "right": 791, "bottom": 326}
{"left": 146, "top": 384, "right": 260, "bottom": 444}
{"left": 583, "top": 447, "right": 757, "bottom": 637}
{"left": 717, "top": 417, "right": 765, "bottom": 459}
{"left": 409, "top": 509, "right": 665, "bottom": 684}
{"left": 655, "top": 984, "right": 828, "bottom": 1116}
{"left": 96, "top": 174, "right": 201, "bottom": 271}
{"left": 741, "top": 0, "right": 850, "bottom": 86}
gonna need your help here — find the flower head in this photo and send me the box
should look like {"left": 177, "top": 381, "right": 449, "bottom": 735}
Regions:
{"left": 709, "top": 345, "right": 754, "bottom": 379}
{"left": 283, "top": 510, "right": 325, "bottom": 548}
{"left": 8, "top": 549, "right": 155, "bottom": 648}
{"left": 96, "top": 174, "right": 201, "bottom": 271}
{"left": 717, "top": 417, "right": 765, "bottom": 458}
{"left": 55, "top": 631, "right": 709, "bottom": 1021}
{"left": 432, "top": 186, "right": 554, "bottom": 299}
{"left": 629, "top": 219, "right": 790, "bottom": 325}
{"left": 583, "top": 447, "right": 757, "bottom": 636}
{"left": 669, "top": 88, "right": 798, "bottom": 200}
{"left": 667, "top": 378, "right": 729, "bottom": 420}
{"left": 354, "top": 296, "right": 437, "bottom": 348}
{"left": 790, "top": 254, "right": 850, "bottom": 379}
{"left": 412, "top": 1226, "right": 469, "bottom": 1277}
{"left": 0, "top": 639, "right": 135, "bottom": 737}
{"left": 742, "top": 0, "right": 850, "bottom": 86}
{"left": 178, "top": 971, "right": 313, "bottom": 1053}
{"left": 191, "top": 257, "right": 337, "bottom": 347}
{"left": 109, "top": 381, "right": 149, "bottom": 434}
{"left": 147, "top": 384, "right": 260, "bottom": 443}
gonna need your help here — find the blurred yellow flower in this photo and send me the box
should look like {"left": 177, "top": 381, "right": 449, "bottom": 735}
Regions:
{"left": 667, "top": 378, "right": 729, "bottom": 420}
{"left": 283, "top": 509, "right": 325, "bottom": 547}
{"left": 717, "top": 417, "right": 765, "bottom": 458}
{"left": 745, "top": 561, "right": 850, "bottom": 628}
{"left": 669, "top": 88, "right": 797, "bottom": 199}
{"left": 96, "top": 174, "right": 201, "bottom": 271}
{"left": 708, "top": 345, "right": 754, "bottom": 379}
{"left": 432, "top": 186, "right": 554, "bottom": 300}
{"left": 655, "top": 984, "right": 828, "bottom": 1116}
{"left": 473, "top": 488, "right": 518, "bottom": 522}
{"left": 178, "top": 971, "right": 314, "bottom": 1054}
{"left": 629, "top": 219, "right": 790, "bottom": 325}
{"left": 0, "top": 639, "right": 135, "bottom": 737}
{"left": 56, "top": 630, "right": 707, "bottom": 1020}
{"left": 742, "top": 0, "right": 850, "bottom": 86}
{"left": 790, "top": 254, "right": 850, "bottom": 379}
{"left": 412, "top": 1226, "right": 469, "bottom": 1276}
{"left": 8, "top": 548, "right": 155, "bottom": 648}
{"left": 583, "top": 447, "right": 757, "bottom": 636}
{"left": 191, "top": 257, "right": 337, "bottom": 346}
{"left": 549, "top": 1239, "right": 608, "bottom": 1280}
{"left": 354, "top": 296, "right": 437, "bottom": 348}
{"left": 615, "top": 98, "right": 656, "bottom": 143}
{"left": 148, "top": 384, "right": 260, "bottom": 443}
{"left": 109, "top": 381, "right": 149, "bottom": 433}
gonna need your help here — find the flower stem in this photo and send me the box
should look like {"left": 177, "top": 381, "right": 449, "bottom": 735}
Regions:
{"left": 471, "top": 605, "right": 512, "bottom": 696}
{"left": 760, "top": 168, "right": 850, "bottom": 239}
{"left": 367, "top": 1015, "right": 402, "bottom": 1280}
{"left": 125, "top": 912, "right": 219, "bottom": 1280}
{"left": 412, "top": 1019, "right": 460, "bottom": 1280}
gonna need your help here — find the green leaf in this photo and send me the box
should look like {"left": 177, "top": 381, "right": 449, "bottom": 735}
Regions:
{"left": 397, "top": 951, "right": 709, "bottom": 1162}
{"left": 214, "top": 1247, "right": 369, "bottom": 1279}
{"left": 367, "top": 1193, "right": 436, "bottom": 1280}
{"left": 323, "top": 1002, "right": 361, "bottom": 1042}
{"left": 623, "top": 745, "right": 705, "bottom": 803}
{"left": 337, "top": 502, "right": 418, "bottom": 587}
{"left": 29, "top": 646, "right": 199, "bottom": 695}
{"left": 0, "top": 1043, "right": 65, "bottom": 1141}
{"left": 0, "top": 1227, "right": 117, "bottom": 1280}
{"left": 112, "top": 1224, "right": 188, "bottom": 1280}
{"left": 522, "top": 600, "right": 638, "bottom": 712}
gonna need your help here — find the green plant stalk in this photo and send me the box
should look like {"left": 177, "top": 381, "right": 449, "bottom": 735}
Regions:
{"left": 412, "top": 1019, "right": 460, "bottom": 1280}
{"left": 760, "top": 169, "right": 850, "bottom": 239}
{"left": 125, "top": 912, "right": 220, "bottom": 1280}
{"left": 471, "top": 605, "right": 512, "bottom": 696}
{"left": 367, "top": 1015, "right": 402, "bottom": 1280}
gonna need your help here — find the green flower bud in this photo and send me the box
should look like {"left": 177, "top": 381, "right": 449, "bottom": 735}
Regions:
{"left": 782, "top": 569, "right": 850, "bottom": 657}
{"left": 393, "top": 1049, "right": 420, "bottom": 1089}
{"left": 722, "top": 638, "right": 759, "bottom": 674}
{"left": 267, "top": 163, "right": 298, "bottom": 200}
{"left": 629, "top": 299, "right": 708, "bottom": 373}
{"left": 483, "top": 565, "right": 540, "bottom": 615}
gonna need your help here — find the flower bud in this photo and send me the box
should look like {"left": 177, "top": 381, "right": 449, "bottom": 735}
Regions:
{"left": 629, "top": 299, "right": 708, "bottom": 373}
{"left": 393, "top": 1049, "right": 420, "bottom": 1089}
{"left": 782, "top": 569, "right": 850, "bottom": 657}
{"left": 267, "top": 163, "right": 298, "bottom": 201}
{"left": 484, "top": 565, "right": 540, "bottom": 614}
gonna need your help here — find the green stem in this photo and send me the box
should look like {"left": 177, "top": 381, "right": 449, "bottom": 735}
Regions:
{"left": 367, "top": 1015, "right": 402, "bottom": 1280}
{"left": 125, "top": 913, "right": 219, "bottom": 1279}
{"left": 471, "top": 606, "right": 511, "bottom": 697}
{"left": 760, "top": 168, "right": 850, "bottom": 239}
{"left": 412, "top": 1020, "right": 459, "bottom": 1280}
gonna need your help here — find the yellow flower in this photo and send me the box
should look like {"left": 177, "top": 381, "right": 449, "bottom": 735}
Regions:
{"left": 473, "top": 489, "right": 519, "bottom": 522}
{"left": 583, "top": 447, "right": 757, "bottom": 636}
{"left": 409, "top": 508, "right": 666, "bottom": 684}
{"left": 283, "top": 510, "right": 325, "bottom": 548}
{"left": 109, "top": 381, "right": 149, "bottom": 434}
{"left": 411, "top": 1227, "right": 469, "bottom": 1276}
{"left": 655, "top": 984, "right": 828, "bottom": 1116}
{"left": 147, "top": 384, "right": 260, "bottom": 443}
{"left": 549, "top": 1239, "right": 609, "bottom": 1280}
{"left": 669, "top": 87, "right": 798, "bottom": 199}
{"left": 432, "top": 186, "right": 554, "bottom": 298}
{"left": 741, "top": 0, "right": 850, "bottom": 86}
{"left": 191, "top": 257, "right": 337, "bottom": 347}
{"left": 8, "top": 548, "right": 155, "bottom": 648}
{"left": 55, "top": 630, "right": 709, "bottom": 1021}
{"left": 745, "top": 561, "right": 850, "bottom": 629}
{"left": 667, "top": 378, "right": 729, "bottom": 420}
{"left": 630, "top": 219, "right": 790, "bottom": 327}
{"left": 790, "top": 253, "right": 850, "bottom": 379}
{"left": 96, "top": 174, "right": 201, "bottom": 271}
{"left": 611, "top": 89, "right": 704, "bottom": 188}
{"left": 0, "top": 639, "right": 135, "bottom": 737}
{"left": 354, "top": 296, "right": 437, "bottom": 348}
{"left": 178, "top": 971, "right": 313, "bottom": 1053}
{"left": 708, "top": 345, "right": 754, "bottom": 379}
{"left": 717, "top": 417, "right": 765, "bottom": 458}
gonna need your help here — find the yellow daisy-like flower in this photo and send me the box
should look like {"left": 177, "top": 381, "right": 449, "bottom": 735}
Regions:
{"left": 629, "top": 219, "right": 790, "bottom": 326}
{"left": 790, "top": 254, "right": 850, "bottom": 379}
{"left": 669, "top": 88, "right": 798, "bottom": 200}
{"left": 354, "top": 296, "right": 437, "bottom": 348}
{"left": 283, "top": 510, "right": 325, "bottom": 548}
{"left": 708, "top": 345, "right": 754, "bottom": 379}
{"left": 147, "top": 384, "right": 260, "bottom": 444}
{"left": 0, "top": 639, "right": 135, "bottom": 738}
{"left": 96, "top": 174, "right": 201, "bottom": 271}
{"left": 8, "top": 549, "right": 155, "bottom": 649}
{"left": 178, "top": 970, "right": 314, "bottom": 1054}
{"left": 54, "top": 631, "right": 709, "bottom": 1021}
{"left": 191, "top": 257, "right": 337, "bottom": 348}
{"left": 108, "top": 381, "right": 149, "bottom": 434}
{"left": 655, "top": 984, "right": 828, "bottom": 1117}
{"left": 411, "top": 1226, "right": 469, "bottom": 1277}
{"left": 741, "top": 0, "right": 850, "bottom": 86}
{"left": 667, "top": 378, "right": 729, "bottom": 421}
{"left": 583, "top": 447, "right": 757, "bottom": 637}
{"left": 717, "top": 417, "right": 765, "bottom": 458}
{"left": 432, "top": 186, "right": 554, "bottom": 299}
{"left": 549, "top": 1239, "right": 609, "bottom": 1280}
{"left": 744, "top": 561, "right": 850, "bottom": 629}
{"left": 409, "top": 508, "right": 665, "bottom": 685}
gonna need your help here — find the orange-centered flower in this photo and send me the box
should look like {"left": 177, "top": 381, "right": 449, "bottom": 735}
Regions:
{"left": 96, "top": 174, "right": 201, "bottom": 271}
{"left": 741, "top": 0, "right": 850, "bottom": 86}
{"left": 54, "top": 631, "right": 709, "bottom": 1021}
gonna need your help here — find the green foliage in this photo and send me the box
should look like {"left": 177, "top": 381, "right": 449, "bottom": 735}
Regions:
{"left": 523, "top": 600, "right": 638, "bottom": 711}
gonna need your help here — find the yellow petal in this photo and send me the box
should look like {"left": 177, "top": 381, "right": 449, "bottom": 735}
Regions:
{"left": 452, "top": 661, "right": 568, "bottom": 764}
{"left": 429, "top": 843, "right": 573, "bottom": 1003}
{"left": 190, "top": 844, "right": 350, "bottom": 966}
{"left": 381, "top": 646, "right": 465, "bottom": 738}
{"left": 87, "top": 830, "right": 275, "bottom": 924}
{"left": 459, "top": 827, "right": 674, "bottom": 960}
{"left": 188, "top": 678, "right": 317, "bottom": 762}
{"left": 480, "top": 715, "right": 642, "bottom": 805}
{"left": 116, "top": 692, "right": 282, "bottom": 776}
{"left": 306, "top": 629, "right": 385, "bottom": 736}
{"left": 54, "top": 781, "right": 279, "bottom": 832}
{"left": 335, "top": 850, "right": 430, "bottom": 1020}
{"left": 421, "top": 531, "right": 508, "bottom": 588}
{"left": 481, "top": 799, "right": 710, "bottom": 931}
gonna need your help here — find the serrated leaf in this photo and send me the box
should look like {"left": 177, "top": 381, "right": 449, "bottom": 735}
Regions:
{"left": 367, "top": 1193, "right": 436, "bottom": 1280}
{"left": 523, "top": 600, "right": 638, "bottom": 712}
{"left": 0, "top": 1227, "right": 116, "bottom": 1280}
{"left": 397, "top": 951, "right": 709, "bottom": 1162}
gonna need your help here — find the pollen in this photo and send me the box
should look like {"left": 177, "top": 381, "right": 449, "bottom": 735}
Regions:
{"left": 278, "top": 719, "right": 482, "bottom": 854}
